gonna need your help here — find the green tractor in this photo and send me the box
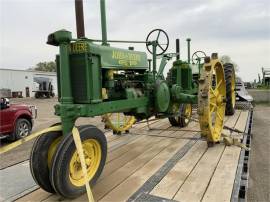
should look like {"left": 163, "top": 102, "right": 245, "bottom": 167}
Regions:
{"left": 30, "top": 0, "right": 236, "bottom": 199}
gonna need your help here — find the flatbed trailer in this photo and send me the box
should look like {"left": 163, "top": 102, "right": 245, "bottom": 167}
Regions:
{"left": 9, "top": 105, "right": 252, "bottom": 202}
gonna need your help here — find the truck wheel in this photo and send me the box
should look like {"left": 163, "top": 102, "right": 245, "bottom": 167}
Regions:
{"left": 10, "top": 118, "right": 32, "bottom": 140}
{"left": 35, "top": 92, "right": 40, "bottom": 99}
{"left": 50, "top": 125, "right": 107, "bottom": 198}
{"left": 30, "top": 130, "right": 62, "bottom": 193}
{"left": 224, "top": 63, "right": 236, "bottom": 115}
{"left": 168, "top": 104, "right": 192, "bottom": 127}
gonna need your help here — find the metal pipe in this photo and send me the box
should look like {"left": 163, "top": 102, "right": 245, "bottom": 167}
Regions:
{"left": 75, "top": 0, "right": 85, "bottom": 38}
{"left": 176, "top": 39, "right": 180, "bottom": 60}
{"left": 100, "top": 0, "right": 108, "bottom": 45}
{"left": 187, "top": 38, "right": 191, "bottom": 64}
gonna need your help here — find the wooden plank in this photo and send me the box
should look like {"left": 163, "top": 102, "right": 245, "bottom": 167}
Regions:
{"left": 101, "top": 136, "right": 162, "bottom": 180}
{"left": 105, "top": 132, "right": 121, "bottom": 142}
{"left": 106, "top": 135, "right": 146, "bottom": 163}
{"left": 150, "top": 141, "right": 207, "bottom": 199}
{"left": 133, "top": 120, "right": 198, "bottom": 139}
{"left": 16, "top": 189, "right": 50, "bottom": 202}
{"left": 201, "top": 144, "right": 241, "bottom": 202}
{"left": 107, "top": 134, "right": 137, "bottom": 151}
{"left": 224, "top": 110, "right": 241, "bottom": 130}
{"left": 234, "top": 111, "right": 249, "bottom": 132}
{"left": 171, "top": 111, "right": 241, "bottom": 202}
{"left": 201, "top": 111, "right": 249, "bottom": 201}
{"left": 173, "top": 144, "right": 225, "bottom": 202}
{"left": 105, "top": 118, "right": 175, "bottom": 163}
{"left": 132, "top": 117, "right": 160, "bottom": 129}
{"left": 71, "top": 137, "right": 172, "bottom": 202}
{"left": 99, "top": 132, "right": 197, "bottom": 202}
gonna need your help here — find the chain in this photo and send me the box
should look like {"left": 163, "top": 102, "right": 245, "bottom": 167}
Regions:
{"left": 223, "top": 125, "right": 245, "bottom": 134}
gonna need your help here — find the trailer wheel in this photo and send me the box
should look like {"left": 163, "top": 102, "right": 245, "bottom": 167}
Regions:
{"left": 50, "top": 125, "right": 107, "bottom": 199}
{"left": 224, "top": 63, "right": 236, "bottom": 115}
{"left": 30, "top": 130, "right": 62, "bottom": 193}
{"left": 35, "top": 92, "right": 40, "bottom": 99}
{"left": 168, "top": 103, "right": 192, "bottom": 127}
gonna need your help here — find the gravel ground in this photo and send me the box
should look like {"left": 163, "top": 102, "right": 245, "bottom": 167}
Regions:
{"left": 248, "top": 104, "right": 270, "bottom": 202}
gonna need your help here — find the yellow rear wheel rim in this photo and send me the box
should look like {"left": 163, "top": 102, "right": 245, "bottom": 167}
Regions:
{"left": 198, "top": 58, "right": 226, "bottom": 142}
{"left": 103, "top": 113, "right": 136, "bottom": 132}
{"left": 184, "top": 104, "right": 192, "bottom": 124}
{"left": 69, "top": 139, "right": 101, "bottom": 187}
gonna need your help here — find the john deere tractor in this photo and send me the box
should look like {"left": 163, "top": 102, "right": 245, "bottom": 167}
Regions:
{"left": 30, "top": 0, "right": 236, "bottom": 199}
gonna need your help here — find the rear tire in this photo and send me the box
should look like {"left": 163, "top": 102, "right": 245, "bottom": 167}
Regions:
{"left": 224, "top": 63, "right": 236, "bottom": 115}
{"left": 50, "top": 125, "right": 107, "bottom": 199}
{"left": 168, "top": 104, "right": 192, "bottom": 127}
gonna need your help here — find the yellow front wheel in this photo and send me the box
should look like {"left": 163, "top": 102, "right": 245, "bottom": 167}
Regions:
{"left": 198, "top": 55, "right": 226, "bottom": 145}
{"left": 50, "top": 125, "right": 107, "bottom": 199}
{"left": 103, "top": 113, "right": 136, "bottom": 134}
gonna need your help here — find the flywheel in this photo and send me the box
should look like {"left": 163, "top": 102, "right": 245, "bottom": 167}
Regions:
{"left": 198, "top": 54, "right": 226, "bottom": 145}
{"left": 102, "top": 113, "right": 136, "bottom": 134}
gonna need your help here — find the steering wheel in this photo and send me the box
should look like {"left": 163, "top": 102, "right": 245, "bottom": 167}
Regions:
{"left": 146, "top": 29, "right": 169, "bottom": 56}
{"left": 192, "top": 51, "right": 207, "bottom": 64}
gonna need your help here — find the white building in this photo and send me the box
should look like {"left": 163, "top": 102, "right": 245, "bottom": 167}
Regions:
{"left": 0, "top": 68, "right": 58, "bottom": 98}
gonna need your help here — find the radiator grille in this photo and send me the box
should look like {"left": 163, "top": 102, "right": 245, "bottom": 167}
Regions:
{"left": 70, "top": 54, "right": 89, "bottom": 103}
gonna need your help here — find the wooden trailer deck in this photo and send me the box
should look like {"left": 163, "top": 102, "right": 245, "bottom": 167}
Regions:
{"left": 16, "top": 109, "right": 252, "bottom": 202}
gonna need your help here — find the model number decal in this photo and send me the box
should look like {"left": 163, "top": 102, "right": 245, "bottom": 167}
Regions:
{"left": 112, "top": 50, "right": 141, "bottom": 67}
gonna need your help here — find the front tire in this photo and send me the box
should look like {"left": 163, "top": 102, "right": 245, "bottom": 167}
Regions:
{"left": 50, "top": 125, "right": 107, "bottom": 199}
{"left": 30, "top": 131, "right": 62, "bottom": 193}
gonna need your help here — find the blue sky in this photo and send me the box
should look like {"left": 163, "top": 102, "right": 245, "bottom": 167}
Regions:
{"left": 1, "top": 0, "right": 269, "bottom": 82}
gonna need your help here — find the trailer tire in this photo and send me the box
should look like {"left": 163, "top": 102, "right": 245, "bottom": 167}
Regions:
{"left": 50, "top": 125, "right": 107, "bottom": 199}
{"left": 224, "top": 63, "right": 236, "bottom": 115}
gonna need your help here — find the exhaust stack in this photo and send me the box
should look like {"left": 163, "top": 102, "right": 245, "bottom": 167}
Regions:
{"left": 186, "top": 38, "right": 191, "bottom": 64}
{"left": 100, "top": 0, "right": 108, "bottom": 45}
{"left": 176, "top": 39, "right": 180, "bottom": 60}
{"left": 75, "top": 0, "right": 85, "bottom": 38}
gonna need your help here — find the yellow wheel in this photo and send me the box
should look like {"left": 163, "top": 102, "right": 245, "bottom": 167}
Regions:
{"left": 198, "top": 55, "right": 226, "bottom": 144}
{"left": 103, "top": 113, "right": 136, "bottom": 133}
{"left": 50, "top": 125, "right": 107, "bottom": 199}
{"left": 30, "top": 130, "right": 62, "bottom": 193}
{"left": 69, "top": 139, "right": 101, "bottom": 187}
{"left": 168, "top": 103, "right": 192, "bottom": 127}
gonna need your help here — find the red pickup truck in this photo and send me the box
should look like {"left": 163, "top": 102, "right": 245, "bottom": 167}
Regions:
{"left": 0, "top": 98, "right": 37, "bottom": 141}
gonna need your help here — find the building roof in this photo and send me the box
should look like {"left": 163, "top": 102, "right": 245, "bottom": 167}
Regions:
{"left": 0, "top": 68, "right": 56, "bottom": 76}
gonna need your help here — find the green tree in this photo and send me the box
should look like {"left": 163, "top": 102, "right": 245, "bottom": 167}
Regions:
{"left": 31, "top": 61, "right": 56, "bottom": 72}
